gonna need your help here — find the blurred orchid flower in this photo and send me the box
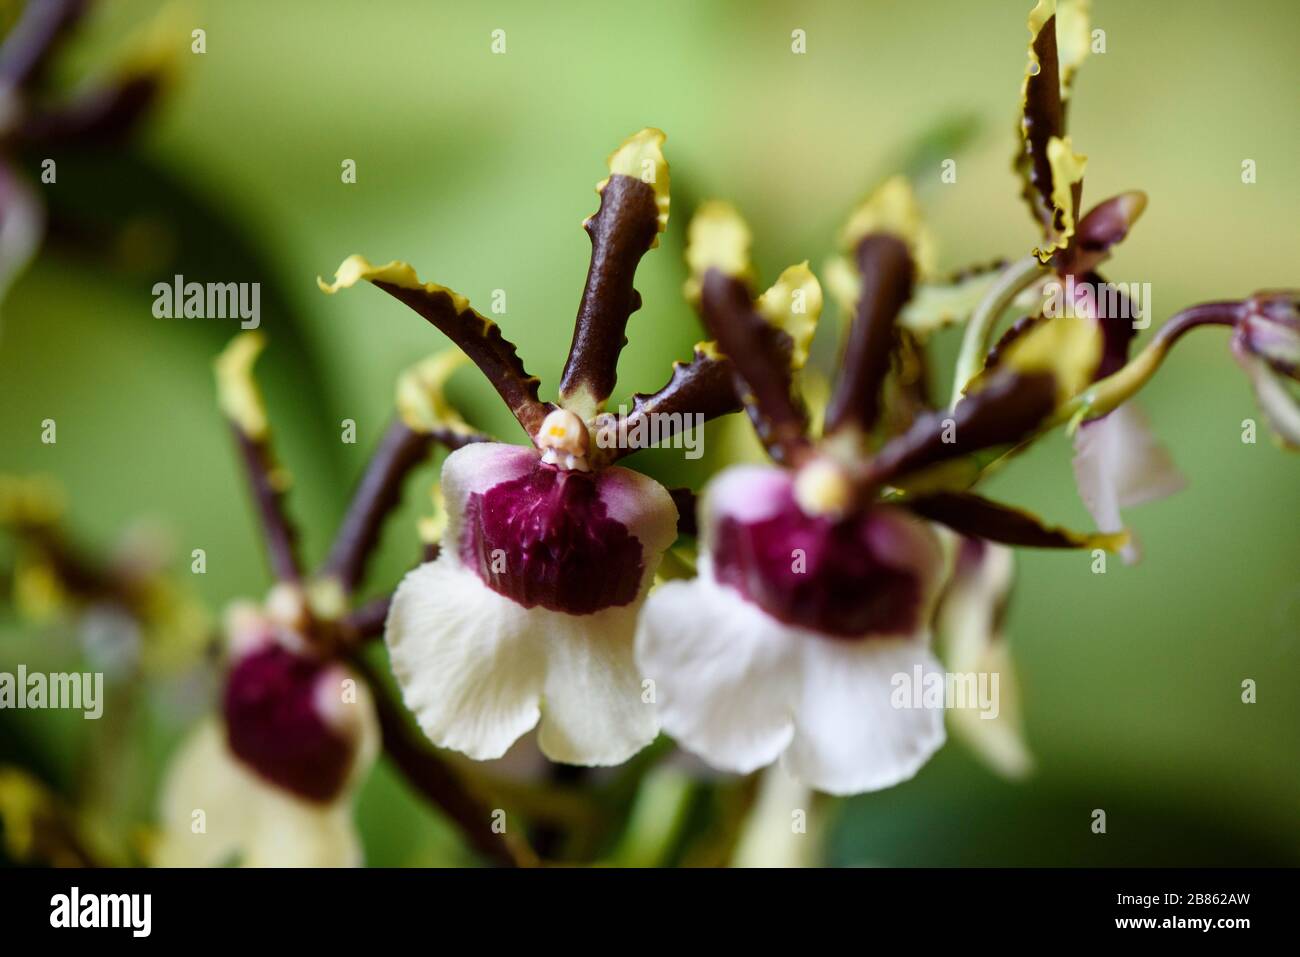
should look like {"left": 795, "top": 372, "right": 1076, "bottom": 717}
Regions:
{"left": 1009, "top": 0, "right": 1183, "bottom": 562}
{"left": 153, "top": 600, "right": 379, "bottom": 867}
{"left": 637, "top": 184, "right": 1121, "bottom": 795}
{"left": 150, "top": 332, "right": 526, "bottom": 867}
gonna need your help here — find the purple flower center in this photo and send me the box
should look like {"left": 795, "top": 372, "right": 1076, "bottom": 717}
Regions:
{"left": 460, "top": 463, "right": 644, "bottom": 615}
{"left": 223, "top": 644, "right": 353, "bottom": 804}
{"left": 712, "top": 490, "right": 925, "bottom": 639}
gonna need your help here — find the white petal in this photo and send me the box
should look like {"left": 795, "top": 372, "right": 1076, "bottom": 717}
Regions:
{"left": 782, "top": 637, "right": 946, "bottom": 796}
{"left": 385, "top": 557, "right": 546, "bottom": 761}
{"left": 387, "top": 554, "right": 662, "bottom": 766}
{"left": 1072, "top": 402, "right": 1185, "bottom": 563}
{"left": 153, "top": 720, "right": 361, "bottom": 867}
{"left": 535, "top": 603, "right": 658, "bottom": 765}
{"left": 937, "top": 542, "right": 1033, "bottom": 779}
{"left": 637, "top": 571, "right": 800, "bottom": 775}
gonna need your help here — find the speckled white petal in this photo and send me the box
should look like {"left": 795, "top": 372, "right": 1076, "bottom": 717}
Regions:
{"left": 636, "top": 569, "right": 800, "bottom": 775}
{"left": 535, "top": 603, "right": 658, "bottom": 765}
{"left": 153, "top": 720, "right": 362, "bottom": 868}
{"left": 1072, "top": 402, "right": 1185, "bottom": 563}
{"left": 385, "top": 557, "right": 546, "bottom": 761}
{"left": 782, "top": 637, "right": 946, "bottom": 796}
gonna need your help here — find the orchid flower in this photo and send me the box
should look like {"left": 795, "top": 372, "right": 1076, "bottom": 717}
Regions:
{"left": 154, "top": 598, "right": 379, "bottom": 867}
{"left": 319, "top": 130, "right": 768, "bottom": 767}
{"left": 153, "top": 332, "right": 524, "bottom": 867}
{"left": 946, "top": 1, "right": 1297, "bottom": 558}
{"left": 0, "top": 473, "right": 208, "bottom": 676}
{"left": 1008, "top": 0, "right": 1183, "bottom": 562}
{"left": 636, "top": 187, "right": 1121, "bottom": 796}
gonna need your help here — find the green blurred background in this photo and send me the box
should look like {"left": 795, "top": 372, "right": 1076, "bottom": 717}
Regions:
{"left": 1, "top": 0, "right": 1297, "bottom": 865}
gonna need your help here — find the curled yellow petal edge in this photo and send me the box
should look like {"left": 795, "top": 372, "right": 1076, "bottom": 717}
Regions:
{"left": 213, "top": 331, "right": 269, "bottom": 440}
{"left": 1033, "top": 135, "right": 1088, "bottom": 263}
{"left": 756, "top": 261, "right": 823, "bottom": 370}
{"left": 395, "top": 349, "right": 477, "bottom": 437}
{"left": 838, "top": 175, "right": 936, "bottom": 279}
{"left": 1055, "top": 0, "right": 1093, "bottom": 99}
{"left": 317, "top": 254, "right": 472, "bottom": 314}
{"left": 683, "top": 200, "right": 754, "bottom": 303}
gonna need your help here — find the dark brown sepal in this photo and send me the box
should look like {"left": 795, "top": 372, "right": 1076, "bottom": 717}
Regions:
{"left": 603, "top": 345, "right": 741, "bottom": 463}
{"left": 373, "top": 280, "right": 552, "bottom": 438}
{"left": 700, "top": 268, "right": 810, "bottom": 464}
{"left": 825, "top": 233, "right": 916, "bottom": 436}
{"left": 558, "top": 174, "right": 661, "bottom": 413}
{"left": 865, "top": 370, "right": 1058, "bottom": 488}
{"left": 901, "top": 490, "right": 1125, "bottom": 550}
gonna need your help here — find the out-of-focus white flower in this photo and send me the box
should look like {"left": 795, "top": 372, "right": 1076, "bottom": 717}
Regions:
{"left": 638, "top": 465, "right": 947, "bottom": 796}
{"left": 153, "top": 607, "right": 377, "bottom": 867}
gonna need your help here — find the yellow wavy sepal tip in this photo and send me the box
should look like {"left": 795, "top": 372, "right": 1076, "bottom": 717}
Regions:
{"left": 0, "top": 474, "right": 64, "bottom": 527}
{"left": 683, "top": 200, "right": 754, "bottom": 303}
{"left": 395, "top": 349, "right": 477, "bottom": 436}
{"left": 1056, "top": 0, "right": 1092, "bottom": 98}
{"left": 317, "top": 254, "right": 472, "bottom": 313}
{"left": 599, "top": 127, "right": 670, "bottom": 247}
{"left": 1033, "top": 136, "right": 1088, "bottom": 263}
{"left": 117, "top": 1, "right": 192, "bottom": 87}
{"left": 838, "top": 175, "right": 936, "bottom": 279}
{"left": 213, "top": 332, "right": 269, "bottom": 440}
{"left": 756, "top": 262, "right": 823, "bottom": 370}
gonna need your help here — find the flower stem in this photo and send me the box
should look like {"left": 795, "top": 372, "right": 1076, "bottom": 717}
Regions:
{"left": 1061, "top": 300, "right": 1243, "bottom": 424}
{"left": 950, "top": 255, "right": 1048, "bottom": 408}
